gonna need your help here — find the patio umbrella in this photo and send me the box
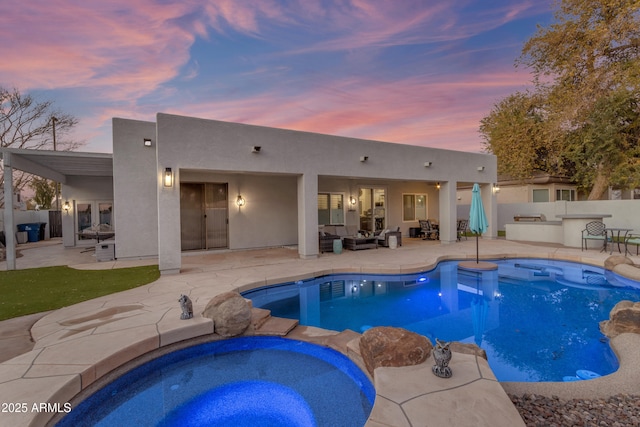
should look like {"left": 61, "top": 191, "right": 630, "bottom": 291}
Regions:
{"left": 469, "top": 183, "right": 489, "bottom": 263}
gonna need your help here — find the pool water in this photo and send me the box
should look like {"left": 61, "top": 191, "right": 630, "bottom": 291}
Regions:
{"left": 245, "top": 259, "right": 640, "bottom": 382}
{"left": 56, "top": 337, "right": 375, "bottom": 427}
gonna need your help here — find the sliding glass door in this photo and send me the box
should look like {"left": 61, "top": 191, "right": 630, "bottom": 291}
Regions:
{"left": 358, "top": 188, "right": 385, "bottom": 233}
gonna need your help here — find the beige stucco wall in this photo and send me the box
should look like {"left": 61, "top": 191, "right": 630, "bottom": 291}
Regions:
{"left": 112, "top": 118, "right": 158, "bottom": 259}
{"left": 113, "top": 113, "right": 498, "bottom": 274}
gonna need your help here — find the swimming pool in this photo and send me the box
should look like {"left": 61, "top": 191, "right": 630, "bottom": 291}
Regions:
{"left": 56, "top": 336, "right": 375, "bottom": 427}
{"left": 244, "top": 259, "right": 640, "bottom": 382}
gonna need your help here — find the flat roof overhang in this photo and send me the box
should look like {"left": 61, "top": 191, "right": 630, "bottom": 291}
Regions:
{"left": 0, "top": 148, "right": 113, "bottom": 183}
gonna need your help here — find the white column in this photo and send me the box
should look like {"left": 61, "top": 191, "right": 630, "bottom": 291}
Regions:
{"left": 158, "top": 167, "right": 181, "bottom": 274}
{"left": 297, "top": 173, "right": 318, "bottom": 259}
{"left": 438, "top": 180, "right": 457, "bottom": 243}
{"left": 2, "top": 152, "right": 16, "bottom": 270}
{"left": 482, "top": 183, "right": 497, "bottom": 239}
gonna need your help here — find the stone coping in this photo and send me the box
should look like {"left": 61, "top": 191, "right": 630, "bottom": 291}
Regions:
{"left": 1, "top": 246, "right": 639, "bottom": 426}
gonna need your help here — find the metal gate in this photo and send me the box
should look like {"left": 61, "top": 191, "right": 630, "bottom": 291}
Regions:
{"left": 180, "top": 183, "right": 228, "bottom": 251}
{"left": 48, "top": 210, "right": 62, "bottom": 237}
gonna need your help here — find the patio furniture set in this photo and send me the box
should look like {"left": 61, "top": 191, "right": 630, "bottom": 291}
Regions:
{"left": 319, "top": 225, "right": 402, "bottom": 253}
{"left": 581, "top": 220, "right": 640, "bottom": 255}
{"left": 319, "top": 219, "right": 472, "bottom": 254}
{"left": 418, "top": 219, "right": 470, "bottom": 242}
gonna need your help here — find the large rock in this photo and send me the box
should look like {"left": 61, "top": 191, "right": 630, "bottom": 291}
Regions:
{"left": 202, "top": 292, "right": 252, "bottom": 337}
{"left": 604, "top": 255, "right": 634, "bottom": 271}
{"left": 599, "top": 300, "right": 640, "bottom": 338}
{"left": 359, "top": 326, "right": 432, "bottom": 376}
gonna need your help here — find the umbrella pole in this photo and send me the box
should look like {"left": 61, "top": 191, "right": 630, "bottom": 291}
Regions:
{"left": 476, "top": 233, "right": 479, "bottom": 263}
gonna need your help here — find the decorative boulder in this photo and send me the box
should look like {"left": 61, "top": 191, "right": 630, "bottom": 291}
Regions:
{"left": 604, "top": 255, "right": 634, "bottom": 271}
{"left": 599, "top": 300, "right": 640, "bottom": 338}
{"left": 202, "top": 291, "right": 252, "bottom": 337}
{"left": 359, "top": 326, "right": 432, "bottom": 376}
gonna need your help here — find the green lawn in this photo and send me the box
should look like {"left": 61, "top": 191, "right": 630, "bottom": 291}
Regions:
{"left": 0, "top": 265, "right": 160, "bottom": 321}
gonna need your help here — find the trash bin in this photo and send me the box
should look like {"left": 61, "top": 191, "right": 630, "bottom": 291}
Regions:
{"left": 17, "top": 223, "right": 40, "bottom": 242}
{"left": 16, "top": 231, "right": 28, "bottom": 244}
{"left": 332, "top": 239, "right": 343, "bottom": 254}
{"left": 37, "top": 223, "right": 47, "bottom": 241}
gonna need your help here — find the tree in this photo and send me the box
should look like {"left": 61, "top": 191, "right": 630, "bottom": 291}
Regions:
{"left": 29, "top": 177, "right": 58, "bottom": 209}
{"left": 0, "top": 87, "right": 81, "bottom": 207}
{"left": 565, "top": 87, "right": 640, "bottom": 196}
{"left": 482, "top": 0, "right": 640, "bottom": 199}
{"left": 480, "top": 90, "right": 565, "bottom": 180}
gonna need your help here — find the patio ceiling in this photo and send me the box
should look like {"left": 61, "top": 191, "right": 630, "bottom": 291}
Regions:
{"left": 0, "top": 148, "right": 113, "bottom": 183}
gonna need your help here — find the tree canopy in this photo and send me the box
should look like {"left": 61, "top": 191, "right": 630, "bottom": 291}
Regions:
{"left": 0, "top": 87, "right": 81, "bottom": 207}
{"left": 480, "top": 0, "right": 640, "bottom": 199}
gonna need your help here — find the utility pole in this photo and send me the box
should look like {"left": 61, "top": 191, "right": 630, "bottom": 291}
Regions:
{"left": 52, "top": 117, "right": 59, "bottom": 211}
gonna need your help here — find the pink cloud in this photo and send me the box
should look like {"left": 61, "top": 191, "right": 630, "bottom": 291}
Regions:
{"left": 0, "top": 0, "right": 548, "bottom": 154}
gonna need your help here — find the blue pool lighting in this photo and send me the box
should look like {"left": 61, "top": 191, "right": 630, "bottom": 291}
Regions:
{"left": 57, "top": 337, "right": 374, "bottom": 427}
{"left": 244, "top": 259, "right": 640, "bottom": 382}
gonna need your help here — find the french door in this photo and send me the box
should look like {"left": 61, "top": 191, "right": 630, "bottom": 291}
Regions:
{"left": 358, "top": 187, "right": 386, "bottom": 233}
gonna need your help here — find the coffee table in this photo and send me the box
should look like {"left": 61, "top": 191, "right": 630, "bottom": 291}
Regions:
{"left": 343, "top": 236, "right": 377, "bottom": 250}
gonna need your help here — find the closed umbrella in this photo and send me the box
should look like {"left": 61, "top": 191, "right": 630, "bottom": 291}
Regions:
{"left": 469, "top": 183, "right": 489, "bottom": 263}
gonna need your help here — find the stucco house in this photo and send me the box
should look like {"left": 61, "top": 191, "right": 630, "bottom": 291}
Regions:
{"left": 1, "top": 113, "right": 498, "bottom": 274}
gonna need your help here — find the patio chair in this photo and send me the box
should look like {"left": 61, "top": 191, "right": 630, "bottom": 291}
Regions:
{"left": 581, "top": 221, "right": 608, "bottom": 251}
{"left": 624, "top": 233, "right": 640, "bottom": 256}
{"left": 419, "top": 220, "right": 439, "bottom": 240}
{"left": 457, "top": 219, "right": 469, "bottom": 241}
{"left": 376, "top": 227, "right": 402, "bottom": 247}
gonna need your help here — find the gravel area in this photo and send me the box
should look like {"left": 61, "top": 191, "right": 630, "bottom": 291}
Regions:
{"left": 510, "top": 394, "right": 640, "bottom": 426}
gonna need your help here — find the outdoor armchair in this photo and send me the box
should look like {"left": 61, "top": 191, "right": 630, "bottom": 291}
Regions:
{"left": 419, "top": 220, "right": 439, "bottom": 240}
{"left": 376, "top": 227, "right": 402, "bottom": 247}
{"left": 625, "top": 233, "right": 640, "bottom": 256}
{"left": 457, "top": 219, "right": 469, "bottom": 241}
{"left": 581, "top": 221, "right": 608, "bottom": 251}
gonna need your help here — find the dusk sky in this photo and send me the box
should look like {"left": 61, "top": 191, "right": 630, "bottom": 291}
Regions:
{"left": 1, "top": 0, "right": 553, "bottom": 154}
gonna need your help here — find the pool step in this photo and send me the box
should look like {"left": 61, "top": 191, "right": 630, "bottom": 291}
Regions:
{"left": 252, "top": 308, "right": 299, "bottom": 336}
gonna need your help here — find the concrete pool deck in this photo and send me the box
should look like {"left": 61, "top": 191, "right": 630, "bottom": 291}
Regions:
{"left": 1, "top": 237, "right": 639, "bottom": 426}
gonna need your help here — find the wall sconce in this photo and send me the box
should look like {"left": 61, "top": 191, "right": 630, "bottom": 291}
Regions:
{"left": 493, "top": 184, "right": 501, "bottom": 194}
{"left": 252, "top": 146, "right": 261, "bottom": 153}
{"left": 62, "top": 200, "right": 71, "bottom": 213}
{"left": 236, "top": 195, "right": 246, "bottom": 207}
{"left": 163, "top": 167, "right": 173, "bottom": 187}
{"left": 360, "top": 156, "right": 368, "bottom": 162}
{"left": 436, "top": 182, "right": 441, "bottom": 190}
{"left": 143, "top": 138, "right": 152, "bottom": 147}
{"left": 477, "top": 166, "right": 485, "bottom": 171}
{"left": 424, "top": 161, "right": 432, "bottom": 167}
{"left": 349, "top": 196, "right": 357, "bottom": 206}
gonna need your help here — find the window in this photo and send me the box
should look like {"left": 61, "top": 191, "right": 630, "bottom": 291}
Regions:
{"left": 556, "top": 189, "right": 575, "bottom": 201}
{"left": 318, "top": 193, "right": 344, "bottom": 225}
{"left": 403, "top": 194, "right": 427, "bottom": 221}
{"left": 532, "top": 189, "right": 549, "bottom": 203}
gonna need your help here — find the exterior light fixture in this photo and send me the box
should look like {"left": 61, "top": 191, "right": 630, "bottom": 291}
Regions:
{"left": 144, "top": 138, "right": 152, "bottom": 147}
{"left": 62, "top": 201, "right": 71, "bottom": 212}
{"left": 477, "top": 166, "right": 485, "bottom": 171}
{"left": 493, "top": 184, "right": 501, "bottom": 194}
{"left": 436, "top": 182, "right": 441, "bottom": 190}
{"left": 349, "top": 196, "right": 357, "bottom": 206}
{"left": 360, "top": 156, "right": 368, "bottom": 162}
{"left": 424, "top": 161, "right": 432, "bottom": 167}
{"left": 163, "top": 168, "right": 173, "bottom": 187}
{"left": 252, "top": 146, "right": 261, "bottom": 153}
{"left": 236, "top": 195, "right": 246, "bottom": 207}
